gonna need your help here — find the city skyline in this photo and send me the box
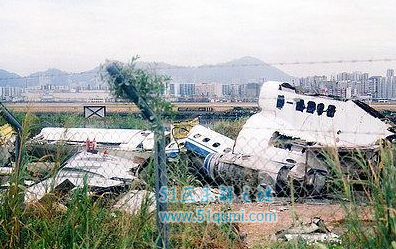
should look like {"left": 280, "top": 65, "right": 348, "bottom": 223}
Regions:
{"left": 2, "top": 66, "right": 396, "bottom": 103}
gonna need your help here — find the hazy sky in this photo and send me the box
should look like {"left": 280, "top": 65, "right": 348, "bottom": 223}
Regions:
{"left": 1, "top": 0, "right": 396, "bottom": 77}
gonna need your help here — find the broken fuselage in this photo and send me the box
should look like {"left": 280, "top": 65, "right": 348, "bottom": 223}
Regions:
{"left": 198, "top": 81, "right": 395, "bottom": 196}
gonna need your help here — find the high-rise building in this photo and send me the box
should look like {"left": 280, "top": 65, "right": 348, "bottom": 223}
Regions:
{"left": 337, "top": 72, "right": 351, "bottom": 81}
{"left": 195, "top": 83, "right": 216, "bottom": 97}
{"left": 245, "top": 82, "right": 261, "bottom": 99}
{"left": 168, "top": 83, "right": 175, "bottom": 96}
{"left": 179, "top": 83, "right": 195, "bottom": 96}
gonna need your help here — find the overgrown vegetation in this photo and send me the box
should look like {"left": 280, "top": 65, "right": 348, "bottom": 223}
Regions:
{"left": 102, "top": 56, "right": 174, "bottom": 117}
{"left": 211, "top": 118, "right": 248, "bottom": 140}
{"left": 323, "top": 144, "right": 396, "bottom": 249}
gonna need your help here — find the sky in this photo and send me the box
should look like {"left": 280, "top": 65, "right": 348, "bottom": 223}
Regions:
{"left": 0, "top": 0, "right": 396, "bottom": 77}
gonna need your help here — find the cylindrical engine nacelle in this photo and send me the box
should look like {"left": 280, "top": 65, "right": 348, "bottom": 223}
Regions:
{"left": 203, "top": 153, "right": 276, "bottom": 194}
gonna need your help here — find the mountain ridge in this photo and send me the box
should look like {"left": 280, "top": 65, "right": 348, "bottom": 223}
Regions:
{"left": 0, "top": 56, "right": 295, "bottom": 87}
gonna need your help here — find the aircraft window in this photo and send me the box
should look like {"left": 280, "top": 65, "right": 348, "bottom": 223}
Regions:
{"left": 202, "top": 138, "right": 210, "bottom": 142}
{"left": 280, "top": 82, "right": 296, "bottom": 91}
{"left": 317, "top": 103, "right": 325, "bottom": 115}
{"left": 212, "top": 142, "right": 220, "bottom": 147}
{"left": 276, "top": 95, "right": 285, "bottom": 109}
{"left": 327, "top": 105, "right": 336, "bottom": 117}
{"left": 193, "top": 134, "right": 201, "bottom": 138}
{"left": 296, "top": 99, "right": 305, "bottom": 112}
{"left": 223, "top": 148, "right": 232, "bottom": 153}
{"left": 286, "top": 158, "right": 296, "bottom": 164}
{"left": 306, "top": 101, "right": 316, "bottom": 114}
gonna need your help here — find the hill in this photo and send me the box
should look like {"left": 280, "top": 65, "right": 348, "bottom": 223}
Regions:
{"left": 0, "top": 69, "right": 24, "bottom": 87}
{"left": 0, "top": 56, "right": 294, "bottom": 87}
{"left": 139, "top": 56, "right": 294, "bottom": 84}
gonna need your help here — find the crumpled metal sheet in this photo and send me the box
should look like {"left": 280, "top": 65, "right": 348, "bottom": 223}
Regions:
{"left": 114, "top": 190, "right": 156, "bottom": 215}
{"left": 25, "top": 151, "right": 144, "bottom": 203}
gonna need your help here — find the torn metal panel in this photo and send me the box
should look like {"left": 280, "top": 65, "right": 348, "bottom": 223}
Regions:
{"left": 276, "top": 217, "right": 340, "bottom": 244}
{"left": 118, "top": 130, "right": 151, "bottom": 151}
{"left": 0, "top": 167, "right": 13, "bottom": 175}
{"left": 25, "top": 151, "right": 143, "bottom": 203}
{"left": 172, "top": 117, "right": 200, "bottom": 140}
{"left": 62, "top": 151, "right": 139, "bottom": 180}
{"left": 0, "top": 124, "right": 16, "bottom": 168}
{"left": 185, "top": 125, "right": 234, "bottom": 157}
{"left": 35, "top": 127, "right": 143, "bottom": 144}
{"left": 165, "top": 138, "right": 186, "bottom": 158}
{"left": 140, "top": 131, "right": 171, "bottom": 151}
{"left": 34, "top": 127, "right": 155, "bottom": 151}
{"left": 0, "top": 124, "right": 14, "bottom": 145}
{"left": 25, "top": 174, "right": 125, "bottom": 202}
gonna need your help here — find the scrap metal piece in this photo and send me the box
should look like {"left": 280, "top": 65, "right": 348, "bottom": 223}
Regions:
{"left": 114, "top": 190, "right": 156, "bottom": 215}
{"left": 276, "top": 217, "right": 340, "bottom": 244}
{"left": 165, "top": 138, "right": 186, "bottom": 159}
{"left": 34, "top": 127, "right": 154, "bottom": 151}
{"left": 172, "top": 117, "right": 200, "bottom": 140}
{"left": 0, "top": 124, "right": 14, "bottom": 145}
{"left": 25, "top": 151, "right": 144, "bottom": 203}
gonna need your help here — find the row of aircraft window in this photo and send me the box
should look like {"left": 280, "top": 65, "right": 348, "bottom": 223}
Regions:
{"left": 193, "top": 133, "right": 232, "bottom": 153}
{"left": 276, "top": 95, "right": 336, "bottom": 117}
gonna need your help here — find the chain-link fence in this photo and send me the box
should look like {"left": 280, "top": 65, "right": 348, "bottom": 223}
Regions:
{"left": 0, "top": 68, "right": 394, "bottom": 248}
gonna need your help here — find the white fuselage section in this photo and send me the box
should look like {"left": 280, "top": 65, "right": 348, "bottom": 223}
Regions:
{"left": 234, "top": 81, "right": 393, "bottom": 157}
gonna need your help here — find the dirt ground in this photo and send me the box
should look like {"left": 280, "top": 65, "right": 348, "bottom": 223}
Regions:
{"left": 231, "top": 200, "right": 371, "bottom": 247}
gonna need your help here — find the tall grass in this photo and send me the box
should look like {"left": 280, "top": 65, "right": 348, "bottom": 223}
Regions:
{"left": 319, "top": 143, "right": 396, "bottom": 249}
{"left": 211, "top": 118, "right": 247, "bottom": 140}
{"left": 21, "top": 184, "right": 158, "bottom": 249}
{"left": 167, "top": 156, "right": 244, "bottom": 249}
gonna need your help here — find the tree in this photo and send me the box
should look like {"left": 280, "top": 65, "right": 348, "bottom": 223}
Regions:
{"left": 102, "top": 56, "right": 173, "bottom": 117}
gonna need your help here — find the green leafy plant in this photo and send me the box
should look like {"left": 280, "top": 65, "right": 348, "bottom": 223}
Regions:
{"left": 102, "top": 56, "right": 174, "bottom": 118}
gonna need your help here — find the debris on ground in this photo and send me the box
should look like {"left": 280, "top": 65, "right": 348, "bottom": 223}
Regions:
{"left": 25, "top": 151, "right": 145, "bottom": 203}
{"left": 114, "top": 190, "right": 156, "bottom": 214}
{"left": 33, "top": 127, "right": 154, "bottom": 151}
{"left": 276, "top": 217, "right": 340, "bottom": 244}
{"left": 269, "top": 206, "right": 289, "bottom": 213}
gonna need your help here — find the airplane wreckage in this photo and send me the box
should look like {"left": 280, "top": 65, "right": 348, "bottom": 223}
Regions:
{"left": 1, "top": 81, "right": 395, "bottom": 205}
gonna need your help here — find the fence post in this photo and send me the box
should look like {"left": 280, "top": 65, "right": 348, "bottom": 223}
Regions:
{"left": 106, "top": 64, "right": 169, "bottom": 249}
